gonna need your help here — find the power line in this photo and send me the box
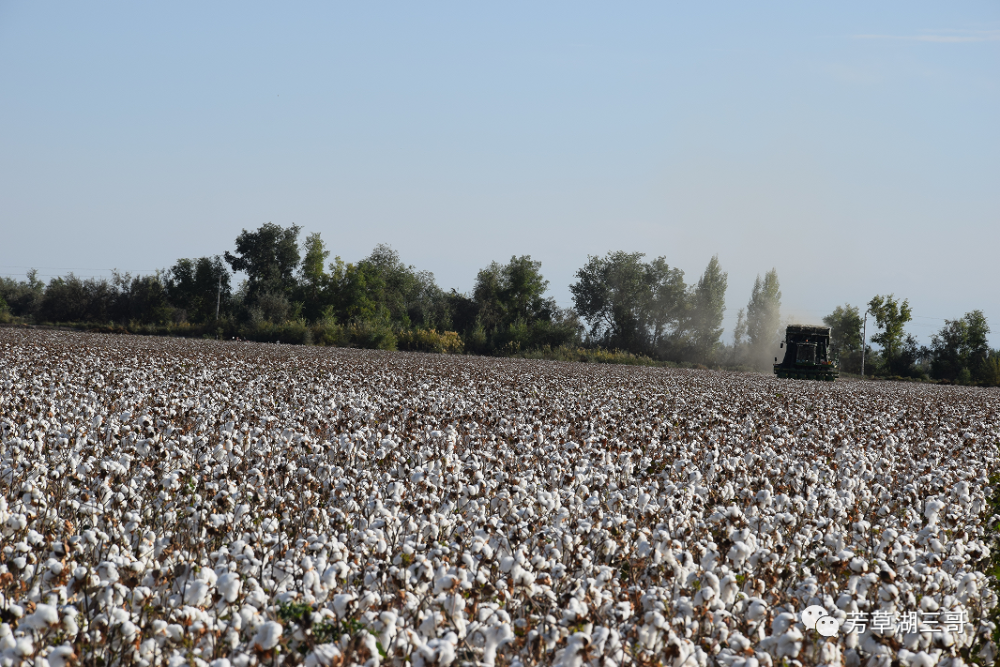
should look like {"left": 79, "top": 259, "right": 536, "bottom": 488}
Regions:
{"left": 0, "top": 265, "right": 160, "bottom": 272}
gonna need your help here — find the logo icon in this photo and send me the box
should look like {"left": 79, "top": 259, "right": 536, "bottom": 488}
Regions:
{"left": 801, "top": 605, "right": 839, "bottom": 637}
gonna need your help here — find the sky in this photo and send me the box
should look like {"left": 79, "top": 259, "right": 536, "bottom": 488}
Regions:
{"left": 2, "top": 3, "right": 998, "bottom": 345}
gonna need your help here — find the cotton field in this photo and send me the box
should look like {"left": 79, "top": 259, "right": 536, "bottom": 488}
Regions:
{"left": 1, "top": 329, "right": 999, "bottom": 667}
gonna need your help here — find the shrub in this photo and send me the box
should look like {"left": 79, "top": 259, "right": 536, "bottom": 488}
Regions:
{"left": 981, "top": 354, "right": 1000, "bottom": 387}
{"left": 397, "top": 329, "right": 464, "bottom": 354}
{"left": 348, "top": 318, "right": 397, "bottom": 351}
{"left": 310, "top": 320, "right": 348, "bottom": 347}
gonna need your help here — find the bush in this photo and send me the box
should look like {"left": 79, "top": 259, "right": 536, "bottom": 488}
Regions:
{"left": 348, "top": 318, "right": 397, "bottom": 351}
{"left": 397, "top": 329, "right": 464, "bottom": 354}
{"left": 514, "top": 345, "right": 667, "bottom": 367}
{"left": 310, "top": 320, "right": 349, "bottom": 347}
{"left": 243, "top": 319, "right": 311, "bottom": 345}
{"left": 980, "top": 354, "right": 1000, "bottom": 387}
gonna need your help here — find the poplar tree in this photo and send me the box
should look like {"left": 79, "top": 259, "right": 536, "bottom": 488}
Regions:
{"left": 746, "top": 269, "right": 782, "bottom": 369}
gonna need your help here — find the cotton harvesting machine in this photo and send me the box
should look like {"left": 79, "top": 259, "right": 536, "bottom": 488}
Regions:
{"left": 774, "top": 325, "right": 838, "bottom": 381}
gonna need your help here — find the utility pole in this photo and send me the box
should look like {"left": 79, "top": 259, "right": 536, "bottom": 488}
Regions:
{"left": 861, "top": 310, "right": 868, "bottom": 378}
{"left": 215, "top": 275, "right": 221, "bottom": 321}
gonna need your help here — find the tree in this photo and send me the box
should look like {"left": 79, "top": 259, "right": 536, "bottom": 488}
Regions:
{"left": 745, "top": 269, "right": 781, "bottom": 369}
{"left": 823, "top": 304, "right": 863, "bottom": 373}
{"left": 472, "top": 255, "right": 577, "bottom": 353}
{"left": 166, "top": 256, "right": 232, "bottom": 323}
{"left": 930, "top": 311, "right": 990, "bottom": 383}
{"left": 687, "top": 255, "right": 728, "bottom": 363}
{"left": 474, "top": 256, "right": 553, "bottom": 329}
{"left": 571, "top": 251, "right": 686, "bottom": 355}
{"left": 298, "top": 233, "right": 331, "bottom": 321}
{"left": 867, "top": 294, "right": 912, "bottom": 371}
{"left": 224, "top": 223, "right": 302, "bottom": 300}
{"left": 359, "top": 244, "right": 448, "bottom": 329}
{"left": 731, "top": 308, "right": 749, "bottom": 361}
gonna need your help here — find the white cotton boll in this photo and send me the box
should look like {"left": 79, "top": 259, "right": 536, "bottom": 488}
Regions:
{"left": 217, "top": 572, "right": 241, "bottom": 603}
{"left": 636, "top": 539, "right": 653, "bottom": 559}
{"left": 166, "top": 624, "right": 185, "bottom": 642}
{"left": 775, "top": 627, "right": 803, "bottom": 658}
{"left": 333, "top": 593, "right": 356, "bottom": 617}
{"left": 197, "top": 566, "right": 218, "bottom": 587}
{"left": 14, "top": 636, "right": 34, "bottom": 656}
{"left": 47, "top": 645, "right": 77, "bottom": 667}
{"left": 746, "top": 599, "right": 767, "bottom": 623}
{"left": 209, "top": 660, "right": 232, "bottom": 667}
{"left": 253, "top": 621, "right": 283, "bottom": 651}
{"left": 120, "top": 620, "right": 138, "bottom": 641}
{"left": 728, "top": 632, "right": 750, "bottom": 653}
{"left": 720, "top": 574, "right": 739, "bottom": 605}
{"left": 499, "top": 556, "right": 515, "bottom": 573}
{"left": 637, "top": 492, "right": 650, "bottom": 512}
{"left": 482, "top": 623, "right": 513, "bottom": 667}
{"left": 304, "top": 645, "right": 343, "bottom": 667}
{"left": 184, "top": 579, "right": 211, "bottom": 607}
{"left": 771, "top": 612, "right": 796, "bottom": 635}
{"left": 413, "top": 632, "right": 458, "bottom": 667}
{"left": 553, "top": 632, "right": 591, "bottom": 667}
{"left": 924, "top": 499, "right": 946, "bottom": 523}
{"left": 434, "top": 575, "right": 458, "bottom": 595}
{"left": 728, "top": 542, "right": 752, "bottom": 568}
{"left": 906, "top": 652, "right": 938, "bottom": 667}
{"left": 562, "top": 597, "right": 588, "bottom": 623}
{"left": 23, "top": 603, "right": 59, "bottom": 630}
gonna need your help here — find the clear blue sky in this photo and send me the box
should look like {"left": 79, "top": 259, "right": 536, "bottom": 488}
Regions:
{"left": 2, "top": 3, "right": 998, "bottom": 345}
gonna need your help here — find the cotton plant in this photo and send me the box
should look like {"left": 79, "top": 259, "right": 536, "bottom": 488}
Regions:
{"left": 0, "top": 328, "right": 998, "bottom": 666}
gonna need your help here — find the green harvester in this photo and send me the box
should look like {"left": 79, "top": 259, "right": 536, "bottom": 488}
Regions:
{"left": 774, "top": 324, "right": 839, "bottom": 381}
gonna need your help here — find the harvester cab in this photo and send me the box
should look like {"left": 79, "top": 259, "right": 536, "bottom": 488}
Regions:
{"left": 774, "top": 325, "right": 838, "bottom": 381}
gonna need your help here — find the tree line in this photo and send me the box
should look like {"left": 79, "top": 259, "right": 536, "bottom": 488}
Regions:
{"left": 1, "top": 222, "right": 996, "bottom": 383}
{"left": 822, "top": 298, "right": 1000, "bottom": 385}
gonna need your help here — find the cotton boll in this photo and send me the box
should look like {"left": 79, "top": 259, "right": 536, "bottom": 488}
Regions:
{"left": 482, "top": 622, "right": 513, "bottom": 667}
{"left": 47, "top": 645, "right": 77, "bottom": 667}
{"left": 14, "top": 636, "right": 34, "bottom": 657}
{"left": 746, "top": 599, "right": 767, "bottom": 623}
{"left": 253, "top": 621, "right": 283, "bottom": 651}
{"left": 304, "top": 644, "right": 343, "bottom": 667}
{"left": 217, "top": 572, "right": 242, "bottom": 603}
{"left": 183, "top": 579, "right": 212, "bottom": 607}
{"left": 22, "top": 603, "right": 59, "bottom": 630}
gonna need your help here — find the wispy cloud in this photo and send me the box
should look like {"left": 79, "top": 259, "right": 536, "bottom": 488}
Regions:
{"left": 854, "top": 29, "right": 1000, "bottom": 43}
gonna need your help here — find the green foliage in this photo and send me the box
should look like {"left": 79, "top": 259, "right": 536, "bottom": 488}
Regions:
{"left": 823, "top": 304, "right": 864, "bottom": 373}
{"left": 456, "top": 255, "right": 578, "bottom": 355}
{"left": 570, "top": 251, "right": 686, "bottom": 356}
{"left": 359, "top": 244, "right": 450, "bottom": 329}
{"left": 687, "top": 255, "right": 728, "bottom": 363}
{"left": 981, "top": 351, "right": 1000, "bottom": 387}
{"left": 474, "top": 256, "right": 553, "bottom": 329}
{"left": 868, "top": 294, "right": 912, "bottom": 364}
{"left": 224, "top": 222, "right": 302, "bottom": 299}
{"left": 930, "top": 311, "right": 991, "bottom": 383}
{"left": 397, "top": 328, "right": 464, "bottom": 353}
{"left": 745, "top": 269, "right": 781, "bottom": 369}
{"left": 0, "top": 294, "right": 10, "bottom": 323}
{"left": 277, "top": 601, "right": 370, "bottom": 654}
{"left": 166, "top": 256, "right": 231, "bottom": 322}
{"left": 347, "top": 317, "right": 397, "bottom": 350}
{"left": 513, "top": 345, "right": 666, "bottom": 367}
{"left": 298, "top": 232, "right": 331, "bottom": 321}
{"left": 0, "top": 270, "right": 45, "bottom": 319}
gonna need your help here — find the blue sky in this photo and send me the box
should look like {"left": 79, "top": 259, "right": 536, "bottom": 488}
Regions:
{"left": 1, "top": 3, "right": 998, "bottom": 344}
